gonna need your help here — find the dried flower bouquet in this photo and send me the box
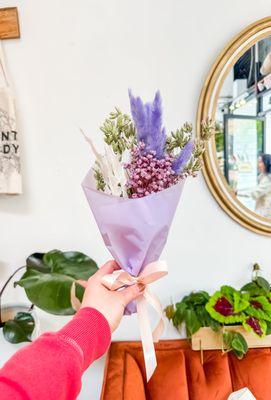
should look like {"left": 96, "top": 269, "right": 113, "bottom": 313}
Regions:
{"left": 81, "top": 90, "right": 214, "bottom": 380}
{"left": 85, "top": 90, "right": 214, "bottom": 198}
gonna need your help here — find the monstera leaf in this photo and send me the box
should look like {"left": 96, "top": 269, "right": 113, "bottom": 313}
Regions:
{"left": 3, "top": 312, "right": 35, "bottom": 343}
{"left": 15, "top": 250, "right": 98, "bottom": 315}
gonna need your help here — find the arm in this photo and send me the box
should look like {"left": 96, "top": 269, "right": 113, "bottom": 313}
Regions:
{"left": 0, "top": 308, "right": 111, "bottom": 400}
{"left": 251, "top": 176, "right": 271, "bottom": 200}
{"left": 0, "top": 261, "right": 143, "bottom": 400}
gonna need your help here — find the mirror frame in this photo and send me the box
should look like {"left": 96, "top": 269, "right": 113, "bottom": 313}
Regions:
{"left": 197, "top": 17, "right": 271, "bottom": 236}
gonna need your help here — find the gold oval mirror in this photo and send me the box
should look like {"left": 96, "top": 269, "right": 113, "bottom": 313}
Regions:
{"left": 197, "top": 17, "right": 271, "bottom": 236}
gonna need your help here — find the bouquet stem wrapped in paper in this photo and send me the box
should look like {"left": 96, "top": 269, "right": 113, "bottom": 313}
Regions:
{"left": 81, "top": 91, "right": 214, "bottom": 380}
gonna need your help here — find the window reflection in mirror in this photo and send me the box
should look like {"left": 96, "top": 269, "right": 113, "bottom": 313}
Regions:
{"left": 216, "top": 36, "right": 271, "bottom": 218}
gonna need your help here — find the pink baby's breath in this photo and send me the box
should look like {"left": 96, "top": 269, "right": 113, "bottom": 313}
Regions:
{"left": 125, "top": 143, "right": 179, "bottom": 198}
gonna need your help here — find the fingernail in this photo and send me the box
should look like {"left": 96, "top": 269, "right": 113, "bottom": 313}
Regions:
{"left": 137, "top": 283, "right": 145, "bottom": 293}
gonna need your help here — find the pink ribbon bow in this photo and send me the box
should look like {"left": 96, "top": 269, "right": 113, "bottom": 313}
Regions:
{"left": 101, "top": 260, "right": 168, "bottom": 381}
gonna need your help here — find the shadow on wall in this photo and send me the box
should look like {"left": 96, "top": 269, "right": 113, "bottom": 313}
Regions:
{"left": 0, "top": 191, "right": 30, "bottom": 215}
{"left": 0, "top": 260, "right": 6, "bottom": 270}
{"left": 0, "top": 260, "right": 8, "bottom": 283}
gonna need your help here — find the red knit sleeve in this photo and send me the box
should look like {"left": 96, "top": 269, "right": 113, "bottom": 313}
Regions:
{"left": 0, "top": 307, "right": 111, "bottom": 400}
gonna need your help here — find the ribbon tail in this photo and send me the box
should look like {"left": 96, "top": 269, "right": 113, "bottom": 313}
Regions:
{"left": 102, "top": 260, "right": 168, "bottom": 382}
{"left": 143, "top": 286, "right": 166, "bottom": 342}
{"left": 136, "top": 295, "right": 157, "bottom": 382}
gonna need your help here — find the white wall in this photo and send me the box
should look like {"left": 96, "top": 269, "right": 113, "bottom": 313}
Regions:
{"left": 0, "top": 1, "right": 271, "bottom": 399}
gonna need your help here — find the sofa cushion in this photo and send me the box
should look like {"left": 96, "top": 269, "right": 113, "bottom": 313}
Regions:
{"left": 147, "top": 349, "right": 189, "bottom": 400}
{"left": 101, "top": 340, "right": 271, "bottom": 400}
{"left": 229, "top": 348, "right": 271, "bottom": 400}
{"left": 123, "top": 353, "right": 146, "bottom": 400}
{"left": 184, "top": 347, "right": 232, "bottom": 399}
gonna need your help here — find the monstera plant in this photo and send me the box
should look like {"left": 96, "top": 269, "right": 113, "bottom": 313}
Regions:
{"left": 0, "top": 250, "right": 97, "bottom": 344}
{"left": 165, "top": 264, "right": 271, "bottom": 359}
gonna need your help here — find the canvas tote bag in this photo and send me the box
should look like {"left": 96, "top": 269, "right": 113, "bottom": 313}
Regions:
{"left": 0, "top": 40, "right": 21, "bottom": 194}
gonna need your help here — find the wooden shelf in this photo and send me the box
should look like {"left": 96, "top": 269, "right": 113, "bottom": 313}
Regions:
{"left": 192, "top": 326, "right": 271, "bottom": 351}
{"left": 0, "top": 8, "right": 20, "bottom": 40}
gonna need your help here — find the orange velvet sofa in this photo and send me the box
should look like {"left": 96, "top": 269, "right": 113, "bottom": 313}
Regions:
{"left": 101, "top": 340, "right": 271, "bottom": 399}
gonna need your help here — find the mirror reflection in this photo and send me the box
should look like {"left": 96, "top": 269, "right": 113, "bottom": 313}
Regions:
{"left": 216, "top": 36, "right": 271, "bottom": 218}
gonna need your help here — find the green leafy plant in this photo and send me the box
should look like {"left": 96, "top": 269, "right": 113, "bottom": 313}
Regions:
{"left": 0, "top": 264, "right": 34, "bottom": 344}
{"left": 166, "top": 263, "right": 271, "bottom": 359}
{"left": 0, "top": 250, "right": 97, "bottom": 344}
{"left": 3, "top": 312, "right": 35, "bottom": 343}
{"left": 223, "top": 331, "right": 248, "bottom": 359}
{"left": 15, "top": 250, "right": 98, "bottom": 315}
{"left": 205, "top": 286, "right": 249, "bottom": 324}
{"left": 165, "top": 291, "right": 220, "bottom": 338}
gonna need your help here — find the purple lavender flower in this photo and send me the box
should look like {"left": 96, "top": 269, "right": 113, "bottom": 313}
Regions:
{"left": 172, "top": 140, "right": 194, "bottom": 174}
{"left": 128, "top": 91, "right": 146, "bottom": 142}
{"left": 128, "top": 90, "right": 166, "bottom": 158}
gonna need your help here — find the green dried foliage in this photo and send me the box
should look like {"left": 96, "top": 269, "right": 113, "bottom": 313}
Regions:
{"left": 166, "top": 118, "right": 215, "bottom": 176}
{"left": 100, "top": 107, "right": 136, "bottom": 155}
{"left": 200, "top": 117, "right": 215, "bottom": 141}
{"left": 94, "top": 167, "right": 106, "bottom": 191}
{"left": 187, "top": 118, "right": 215, "bottom": 175}
{"left": 183, "top": 142, "right": 205, "bottom": 175}
{"left": 166, "top": 122, "right": 193, "bottom": 153}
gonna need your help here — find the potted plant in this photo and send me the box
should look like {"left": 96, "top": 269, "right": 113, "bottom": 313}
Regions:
{"left": 165, "top": 264, "right": 271, "bottom": 359}
{"left": 0, "top": 249, "right": 97, "bottom": 344}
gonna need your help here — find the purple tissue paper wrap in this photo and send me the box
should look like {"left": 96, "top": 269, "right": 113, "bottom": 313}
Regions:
{"left": 82, "top": 170, "right": 184, "bottom": 314}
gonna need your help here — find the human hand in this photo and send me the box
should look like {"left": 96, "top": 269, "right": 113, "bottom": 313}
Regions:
{"left": 77, "top": 260, "right": 145, "bottom": 332}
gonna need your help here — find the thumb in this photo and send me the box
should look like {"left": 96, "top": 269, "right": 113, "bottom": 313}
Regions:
{"left": 76, "top": 279, "right": 88, "bottom": 288}
{"left": 120, "top": 283, "right": 145, "bottom": 306}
